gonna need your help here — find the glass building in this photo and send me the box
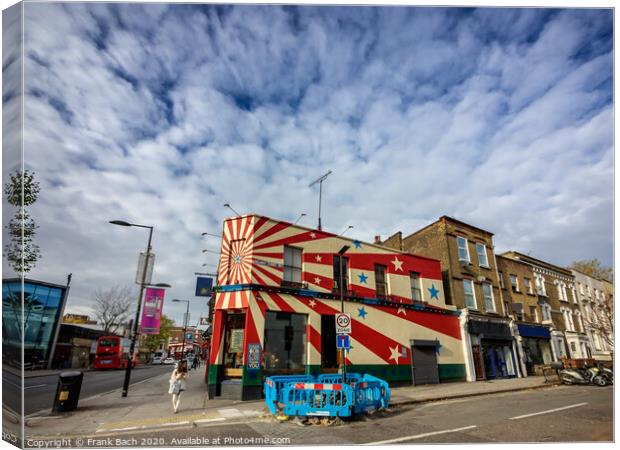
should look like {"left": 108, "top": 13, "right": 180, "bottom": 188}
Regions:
{"left": 2, "top": 278, "right": 69, "bottom": 369}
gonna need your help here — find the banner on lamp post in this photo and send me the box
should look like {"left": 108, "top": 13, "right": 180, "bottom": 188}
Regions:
{"left": 140, "top": 287, "right": 165, "bottom": 335}
{"left": 195, "top": 277, "right": 213, "bottom": 297}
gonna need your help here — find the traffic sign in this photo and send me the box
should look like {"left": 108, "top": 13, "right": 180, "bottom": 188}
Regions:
{"left": 335, "top": 313, "right": 352, "bottom": 334}
{"left": 336, "top": 334, "right": 351, "bottom": 349}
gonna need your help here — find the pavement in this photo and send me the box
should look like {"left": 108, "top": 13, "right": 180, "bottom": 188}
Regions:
{"left": 23, "top": 370, "right": 560, "bottom": 440}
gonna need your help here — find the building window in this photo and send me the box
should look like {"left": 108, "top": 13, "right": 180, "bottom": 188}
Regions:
{"left": 410, "top": 272, "right": 422, "bottom": 302}
{"left": 457, "top": 236, "right": 470, "bottom": 262}
{"left": 579, "top": 283, "right": 585, "bottom": 295}
{"left": 529, "top": 306, "right": 539, "bottom": 323}
{"left": 510, "top": 275, "right": 519, "bottom": 292}
{"left": 535, "top": 275, "right": 547, "bottom": 296}
{"left": 263, "top": 312, "right": 307, "bottom": 371}
{"left": 541, "top": 303, "right": 551, "bottom": 321}
{"left": 476, "top": 243, "right": 489, "bottom": 267}
{"left": 332, "top": 255, "right": 349, "bottom": 294}
{"left": 524, "top": 278, "right": 533, "bottom": 295}
{"left": 463, "top": 279, "right": 476, "bottom": 309}
{"left": 374, "top": 264, "right": 388, "bottom": 298}
{"left": 482, "top": 283, "right": 495, "bottom": 312}
{"left": 283, "top": 245, "right": 303, "bottom": 286}
{"left": 498, "top": 271, "right": 505, "bottom": 289}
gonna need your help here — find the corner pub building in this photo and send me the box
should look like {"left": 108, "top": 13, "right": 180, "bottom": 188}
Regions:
{"left": 207, "top": 215, "right": 467, "bottom": 400}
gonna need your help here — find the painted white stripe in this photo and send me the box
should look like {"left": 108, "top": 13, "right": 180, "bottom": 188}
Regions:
{"left": 509, "top": 402, "right": 588, "bottom": 420}
{"left": 24, "top": 384, "right": 47, "bottom": 389}
{"left": 363, "top": 425, "right": 478, "bottom": 445}
{"left": 218, "top": 408, "right": 244, "bottom": 418}
{"left": 194, "top": 417, "right": 226, "bottom": 424}
{"left": 160, "top": 421, "right": 190, "bottom": 427}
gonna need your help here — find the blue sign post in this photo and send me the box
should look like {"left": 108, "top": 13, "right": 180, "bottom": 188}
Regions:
{"left": 336, "top": 334, "right": 351, "bottom": 349}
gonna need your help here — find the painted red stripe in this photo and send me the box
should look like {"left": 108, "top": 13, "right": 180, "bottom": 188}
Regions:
{"left": 303, "top": 271, "right": 333, "bottom": 290}
{"left": 375, "top": 304, "right": 462, "bottom": 340}
{"left": 303, "top": 253, "right": 333, "bottom": 265}
{"left": 253, "top": 230, "right": 329, "bottom": 251}
{"left": 209, "top": 309, "right": 226, "bottom": 364}
{"left": 251, "top": 268, "right": 270, "bottom": 286}
{"left": 253, "top": 252, "right": 283, "bottom": 259}
{"left": 347, "top": 254, "right": 442, "bottom": 280}
{"left": 242, "top": 292, "right": 261, "bottom": 365}
{"left": 235, "top": 216, "right": 242, "bottom": 240}
{"left": 253, "top": 221, "right": 290, "bottom": 246}
{"left": 307, "top": 324, "right": 322, "bottom": 354}
{"left": 240, "top": 216, "right": 252, "bottom": 241}
{"left": 267, "top": 292, "right": 296, "bottom": 313}
{"left": 252, "top": 216, "right": 270, "bottom": 237}
{"left": 253, "top": 264, "right": 282, "bottom": 285}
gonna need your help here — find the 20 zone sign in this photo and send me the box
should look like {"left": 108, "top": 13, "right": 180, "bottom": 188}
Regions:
{"left": 335, "top": 313, "right": 352, "bottom": 334}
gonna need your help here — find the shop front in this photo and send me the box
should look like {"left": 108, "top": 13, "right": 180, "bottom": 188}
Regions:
{"left": 468, "top": 317, "right": 517, "bottom": 380}
{"left": 516, "top": 323, "right": 552, "bottom": 375}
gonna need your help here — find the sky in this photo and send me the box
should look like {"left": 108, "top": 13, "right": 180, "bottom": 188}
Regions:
{"left": 2, "top": 3, "right": 614, "bottom": 327}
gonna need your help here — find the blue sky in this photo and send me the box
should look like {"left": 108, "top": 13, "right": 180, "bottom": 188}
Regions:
{"left": 2, "top": 4, "right": 613, "bottom": 326}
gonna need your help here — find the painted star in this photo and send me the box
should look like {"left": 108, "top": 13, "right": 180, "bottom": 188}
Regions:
{"left": 308, "top": 299, "right": 317, "bottom": 308}
{"left": 391, "top": 257, "right": 404, "bottom": 272}
{"left": 389, "top": 345, "right": 401, "bottom": 363}
{"left": 314, "top": 277, "right": 321, "bottom": 285}
{"left": 358, "top": 273, "right": 368, "bottom": 284}
{"left": 315, "top": 254, "right": 322, "bottom": 262}
{"left": 353, "top": 240, "right": 362, "bottom": 249}
{"left": 357, "top": 307, "right": 367, "bottom": 319}
{"left": 233, "top": 255, "right": 242, "bottom": 264}
{"left": 310, "top": 232, "right": 317, "bottom": 239}
{"left": 428, "top": 284, "right": 440, "bottom": 299}
{"left": 397, "top": 307, "right": 407, "bottom": 316}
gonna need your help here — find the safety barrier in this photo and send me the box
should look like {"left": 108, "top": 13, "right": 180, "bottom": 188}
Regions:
{"left": 264, "top": 373, "right": 390, "bottom": 418}
{"left": 264, "top": 375, "right": 314, "bottom": 415}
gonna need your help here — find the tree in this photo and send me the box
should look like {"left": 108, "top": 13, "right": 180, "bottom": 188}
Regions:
{"left": 569, "top": 259, "right": 613, "bottom": 282}
{"left": 92, "top": 285, "right": 134, "bottom": 335}
{"left": 3, "top": 169, "right": 41, "bottom": 275}
{"left": 143, "top": 315, "right": 175, "bottom": 353}
{"left": 582, "top": 301, "right": 614, "bottom": 353}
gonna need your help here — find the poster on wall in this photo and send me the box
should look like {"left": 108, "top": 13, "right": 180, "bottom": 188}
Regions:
{"left": 140, "top": 287, "right": 165, "bottom": 334}
{"left": 247, "top": 343, "right": 261, "bottom": 370}
{"left": 229, "top": 329, "right": 245, "bottom": 353}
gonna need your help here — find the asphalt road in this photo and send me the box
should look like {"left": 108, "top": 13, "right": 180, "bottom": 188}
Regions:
{"left": 3, "top": 364, "right": 171, "bottom": 416}
{"left": 45, "top": 384, "right": 612, "bottom": 447}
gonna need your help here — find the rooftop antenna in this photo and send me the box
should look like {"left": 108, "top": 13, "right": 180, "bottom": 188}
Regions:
{"left": 308, "top": 170, "right": 332, "bottom": 231}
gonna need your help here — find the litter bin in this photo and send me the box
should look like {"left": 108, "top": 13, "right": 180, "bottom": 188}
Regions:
{"left": 52, "top": 371, "right": 84, "bottom": 412}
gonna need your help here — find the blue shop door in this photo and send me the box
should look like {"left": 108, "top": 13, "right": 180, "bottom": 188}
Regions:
{"left": 496, "top": 349, "right": 508, "bottom": 378}
{"left": 484, "top": 347, "right": 497, "bottom": 379}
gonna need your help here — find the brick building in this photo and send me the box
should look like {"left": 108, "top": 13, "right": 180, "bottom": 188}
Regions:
{"left": 496, "top": 255, "right": 553, "bottom": 375}
{"left": 501, "top": 252, "right": 588, "bottom": 361}
{"left": 382, "top": 216, "right": 518, "bottom": 382}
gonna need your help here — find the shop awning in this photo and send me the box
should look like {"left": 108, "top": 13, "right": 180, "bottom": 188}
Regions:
{"left": 517, "top": 324, "right": 551, "bottom": 339}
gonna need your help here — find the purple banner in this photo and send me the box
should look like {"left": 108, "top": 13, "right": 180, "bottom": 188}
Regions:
{"left": 140, "top": 288, "right": 165, "bottom": 335}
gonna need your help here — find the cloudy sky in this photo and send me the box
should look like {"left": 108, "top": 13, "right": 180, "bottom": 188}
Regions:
{"left": 2, "top": 3, "right": 613, "bottom": 326}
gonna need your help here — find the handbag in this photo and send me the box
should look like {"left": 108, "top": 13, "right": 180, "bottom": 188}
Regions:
{"left": 168, "top": 379, "right": 181, "bottom": 395}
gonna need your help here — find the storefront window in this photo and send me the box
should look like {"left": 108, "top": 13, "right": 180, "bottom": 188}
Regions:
{"left": 223, "top": 313, "right": 245, "bottom": 374}
{"left": 263, "top": 312, "right": 307, "bottom": 372}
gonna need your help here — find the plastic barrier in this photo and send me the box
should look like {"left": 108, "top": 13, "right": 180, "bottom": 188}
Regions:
{"left": 264, "top": 373, "right": 390, "bottom": 418}
{"left": 281, "top": 382, "right": 355, "bottom": 417}
{"left": 264, "top": 375, "right": 314, "bottom": 415}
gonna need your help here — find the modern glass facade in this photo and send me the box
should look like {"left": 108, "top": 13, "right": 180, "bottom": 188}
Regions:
{"left": 2, "top": 278, "right": 68, "bottom": 369}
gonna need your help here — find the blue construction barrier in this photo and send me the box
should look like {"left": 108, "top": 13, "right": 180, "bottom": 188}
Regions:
{"left": 264, "top": 373, "right": 390, "bottom": 418}
{"left": 264, "top": 374, "right": 314, "bottom": 415}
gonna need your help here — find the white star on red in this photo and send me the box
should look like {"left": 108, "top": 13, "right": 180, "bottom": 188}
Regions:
{"left": 391, "top": 257, "right": 404, "bottom": 272}
{"left": 389, "top": 345, "right": 401, "bottom": 363}
{"left": 397, "top": 307, "right": 407, "bottom": 316}
{"left": 315, "top": 254, "right": 322, "bottom": 262}
{"left": 309, "top": 299, "right": 317, "bottom": 308}
{"left": 310, "top": 232, "right": 317, "bottom": 239}
{"left": 314, "top": 277, "right": 321, "bottom": 285}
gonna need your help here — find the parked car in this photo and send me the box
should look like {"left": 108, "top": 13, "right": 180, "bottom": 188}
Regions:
{"left": 152, "top": 356, "right": 163, "bottom": 365}
{"left": 163, "top": 357, "right": 175, "bottom": 365}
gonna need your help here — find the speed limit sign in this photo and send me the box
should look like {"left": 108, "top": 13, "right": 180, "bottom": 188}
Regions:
{"left": 335, "top": 313, "right": 352, "bottom": 334}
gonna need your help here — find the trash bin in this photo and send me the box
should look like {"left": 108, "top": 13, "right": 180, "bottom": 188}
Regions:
{"left": 52, "top": 371, "right": 84, "bottom": 412}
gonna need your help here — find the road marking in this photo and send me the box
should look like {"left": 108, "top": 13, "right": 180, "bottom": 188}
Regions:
{"left": 362, "top": 425, "right": 478, "bottom": 445}
{"left": 218, "top": 408, "right": 244, "bottom": 418}
{"left": 194, "top": 418, "right": 226, "bottom": 425}
{"left": 24, "top": 384, "right": 47, "bottom": 390}
{"left": 509, "top": 402, "right": 588, "bottom": 420}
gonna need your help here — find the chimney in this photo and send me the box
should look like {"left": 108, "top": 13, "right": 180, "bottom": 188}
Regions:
{"left": 374, "top": 235, "right": 381, "bottom": 244}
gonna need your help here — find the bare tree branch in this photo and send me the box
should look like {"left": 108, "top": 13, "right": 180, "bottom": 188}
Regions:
{"left": 92, "top": 285, "right": 135, "bottom": 335}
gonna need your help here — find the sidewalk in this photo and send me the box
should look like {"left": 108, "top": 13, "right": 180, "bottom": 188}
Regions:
{"left": 25, "top": 372, "right": 560, "bottom": 439}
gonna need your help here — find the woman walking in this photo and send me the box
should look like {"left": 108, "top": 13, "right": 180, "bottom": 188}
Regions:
{"left": 168, "top": 360, "right": 188, "bottom": 413}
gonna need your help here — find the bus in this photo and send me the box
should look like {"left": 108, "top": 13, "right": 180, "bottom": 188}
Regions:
{"left": 93, "top": 336, "right": 137, "bottom": 369}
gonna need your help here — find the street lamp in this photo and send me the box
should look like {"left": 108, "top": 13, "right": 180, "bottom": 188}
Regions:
{"left": 338, "top": 245, "right": 350, "bottom": 383}
{"left": 224, "top": 203, "right": 241, "bottom": 217}
{"left": 294, "top": 213, "right": 307, "bottom": 225}
{"left": 173, "top": 299, "right": 191, "bottom": 360}
{"left": 201, "top": 231, "right": 221, "bottom": 238}
{"left": 109, "top": 219, "right": 169, "bottom": 398}
{"left": 340, "top": 225, "right": 354, "bottom": 236}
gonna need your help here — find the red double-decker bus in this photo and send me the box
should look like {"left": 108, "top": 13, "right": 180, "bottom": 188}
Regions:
{"left": 93, "top": 336, "right": 137, "bottom": 369}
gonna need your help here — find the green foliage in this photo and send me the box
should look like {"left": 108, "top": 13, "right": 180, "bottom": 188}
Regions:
{"left": 569, "top": 259, "right": 613, "bottom": 282}
{"left": 3, "top": 170, "right": 41, "bottom": 275}
{"left": 144, "top": 314, "right": 175, "bottom": 352}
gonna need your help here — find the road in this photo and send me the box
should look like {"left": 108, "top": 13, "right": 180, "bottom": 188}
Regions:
{"left": 3, "top": 364, "right": 171, "bottom": 416}
{"left": 44, "top": 384, "right": 611, "bottom": 446}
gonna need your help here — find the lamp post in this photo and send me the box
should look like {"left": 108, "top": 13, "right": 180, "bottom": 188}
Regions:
{"left": 340, "top": 225, "right": 354, "bottom": 236}
{"left": 173, "top": 299, "right": 191, "bottom": 360}
{"left": 294, "top": 213, "right": 307, "bottom": 225}
{"left": 338, "top": 245, "right": 350, "bottom": 383}
{"left": 224, "top": 203, "right": 241, "bottom": 217}
{"left": 109, "top": 220, "right": 170, "bottom": 398}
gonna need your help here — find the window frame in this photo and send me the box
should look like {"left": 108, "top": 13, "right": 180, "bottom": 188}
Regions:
{"left": 498, "top": 271, "right": 505, "bottom": 289}
{"left": 456, "top": 236, "right": 470, "bottom": 263}
{"left": 374, "top": 264, "right": 388, "bottom": 298}
{"left": 482, "top": 282, "right": 495, "bottom": 312}
{"left": 524, "top": 277, "right": 533, "bottom": 295}
{"left": 510, "top": 274, "right": 519, "bottom": 292}
{"left": 475, "top": 243, "right": 489, "bottom": 268}
{"left": 283, "top": 245, "right": 303, "bottom": 285}
{"left": 410, "top": 272, "right": 422, "bottom": 302}
{"left": 463, "top": 279, "right": 477, "bottom": 309}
